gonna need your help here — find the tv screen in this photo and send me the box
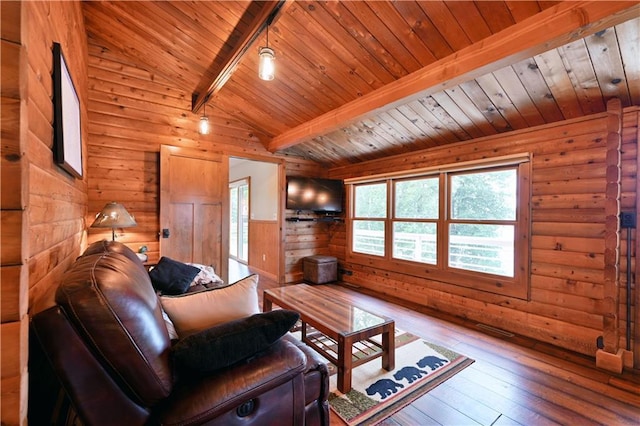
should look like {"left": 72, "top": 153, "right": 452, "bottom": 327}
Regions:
{"left": 286, "top": 177, "right": 344, "bottom": 213}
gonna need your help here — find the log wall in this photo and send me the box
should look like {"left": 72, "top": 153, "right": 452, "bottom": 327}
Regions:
{"left": 86, "top": 42, "right": 322, "bottom": 285}
{"left": 1, "top": 1, "right": 89, "bottom": 424}
{"left": 86, "top": 43, "right": 275, "bottom": 260}
{"left": 1, "top": 3, "right": 26, "bottom": 423}
{"left": 283, "top": 157, "right": 334, "bottom": 282}
{"left": 329, "top": 105, "right": 639, "bottom": 359}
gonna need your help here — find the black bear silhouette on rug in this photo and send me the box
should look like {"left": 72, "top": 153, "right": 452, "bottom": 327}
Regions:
{"left": 417, "top": 355, "right": 448, "bottom": 370}
{"left": 365, "top": 378, "right": 404, "bottom": 399}
{"left": 393, "top": 366, "right": 429, "bottom": 383}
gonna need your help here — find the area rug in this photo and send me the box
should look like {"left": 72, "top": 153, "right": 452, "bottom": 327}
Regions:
{"left": 297, "top": 327, "right": 474, "bottom": 425}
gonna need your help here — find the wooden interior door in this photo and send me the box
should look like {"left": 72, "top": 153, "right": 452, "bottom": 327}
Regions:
{"left": 160, "top": 145, "right": 229, "bottom": 281}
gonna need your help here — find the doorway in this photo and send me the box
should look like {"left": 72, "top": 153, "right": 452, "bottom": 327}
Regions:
{"left": 229, "top": 178, "right": 249, "bottom": 263}
{"left": 229, "top": 157, "right": 281, "bottom": 281}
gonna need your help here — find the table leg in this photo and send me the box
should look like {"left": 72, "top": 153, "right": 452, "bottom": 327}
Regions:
{"left": 337, "top": 335, "right": 352, "bottom": 393}
{"left": 382, "top": 323, "right": 395, "bottom": 371}
{"left": 262, "top": 296, "right": 272, "bottom": 313}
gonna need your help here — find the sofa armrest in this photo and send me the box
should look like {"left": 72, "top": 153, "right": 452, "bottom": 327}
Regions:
{"left": 30, "top": 307, "right": 150, "bottom": 425}
{"left": 154, "top": 339, "right": 307, "bottom": 425}
{"left": 282, "top": 334, "right": 330, "bottom": 426}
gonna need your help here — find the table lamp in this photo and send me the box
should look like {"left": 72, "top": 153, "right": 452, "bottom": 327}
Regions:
{"left": 91, "top": 202, "right": 137, "bottom": 241}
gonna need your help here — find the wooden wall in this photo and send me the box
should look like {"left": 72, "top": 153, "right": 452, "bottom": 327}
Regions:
{"left": 329, "top": 105, "right": 639, "bottom": 360}
{"left": 283, "top": 157, "right": 334, "bottom": 283}
{"left": 87, "top": 42, "right": 258, "bottom": 254}
{"left": 1, "top": 1, "right": 89, "bottom": 424}
{"left": 1, "top": 3, "right": 26, "bottom": 423}
{"left": 624, "top": 108, "right": 640, "bottom": 367}
{"left": 86, "top": 42, "right": 306, "bottom": 273}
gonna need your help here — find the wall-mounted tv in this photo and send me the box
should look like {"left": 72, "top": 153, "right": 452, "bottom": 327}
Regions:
{"left": 286, "top": 177, "right": 344, "bottom": 213}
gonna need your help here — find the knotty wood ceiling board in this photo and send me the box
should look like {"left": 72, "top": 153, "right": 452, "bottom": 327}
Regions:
{"left": 82, "top": 1, "right": 640, "bottom": 167}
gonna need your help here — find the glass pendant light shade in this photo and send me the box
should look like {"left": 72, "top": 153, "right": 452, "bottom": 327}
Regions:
{"left": 259, "top": 47, "right": 275, "bottom": 81}
{"left": 199, "top": 101, "right": 210, "bottom": 135}
{"left": 199, "top": 115, "right": 210, "bottom": 135}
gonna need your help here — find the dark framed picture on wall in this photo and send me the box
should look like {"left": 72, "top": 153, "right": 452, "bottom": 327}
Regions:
{"left": 52, "top": 42, "right": 83, "bottom": 178}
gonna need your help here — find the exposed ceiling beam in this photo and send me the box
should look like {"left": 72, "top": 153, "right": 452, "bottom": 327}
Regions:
{"left": 268, "top": 1, "right": 640, "bottom": 152}
{"left": 191, "top": 0, "right": 289, "bottom": 113}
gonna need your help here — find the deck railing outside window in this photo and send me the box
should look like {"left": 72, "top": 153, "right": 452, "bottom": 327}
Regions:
{"left": 353, "top": 230, "right": 513, "bottom": 277}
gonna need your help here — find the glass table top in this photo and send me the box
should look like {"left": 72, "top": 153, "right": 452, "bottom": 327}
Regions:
{"left": 264, "top": 284, "right": 393, "bottom": 336}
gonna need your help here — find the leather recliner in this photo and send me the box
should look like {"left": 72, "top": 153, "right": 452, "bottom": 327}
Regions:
{"left": 29, "top": 240, "right": 329, "bottom": 425}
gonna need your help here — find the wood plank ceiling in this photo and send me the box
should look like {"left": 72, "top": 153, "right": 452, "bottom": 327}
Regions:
{"left": 82, "top": 1, "right": 640, "bottom": 167}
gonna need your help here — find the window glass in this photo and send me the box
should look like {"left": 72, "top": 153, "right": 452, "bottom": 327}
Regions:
{"left": 450, "top": 169, "right": 516, "bottom": 220}
{"left": 353, "top": 220, "right": 385, "bottom": 256}
{"left": 394, "top": 177, "right": 439, "bottom": 219}
{"left": 354, "top": 183, "right": 386, "bottom": 218}
{"left": 393, "top": 222, "right": 437, "bottom": 264}
{"left": 448, "top": 224, "right": 514, "bottom": 277}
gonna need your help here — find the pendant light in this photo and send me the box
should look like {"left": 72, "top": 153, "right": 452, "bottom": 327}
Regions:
{"left": 199, "top": 102, "right": 210, "bottom": 135}
{"left": 259, "top": 24, "right": 275, "bottom": 81}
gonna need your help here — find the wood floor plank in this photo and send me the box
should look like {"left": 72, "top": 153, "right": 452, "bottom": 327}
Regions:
{"left": 239, "top": 262, "right": 640, "bottom": 426}
{"left": 436, "top": 373, "right": 559, "bottom": 426}
{"left": 410, "top": 393, "right": 482, "bottom": 425}
{"left": 427, "top": 378, "right": 502, "bottom": 425}
{"left": 389, "top": 403, "right": 440, "bottom": 425}
{"left": 458, "top": 363, "right": 621, "bottom": 426}
{"left": 491, "top": 413, "right": 525, "bottom": 426}
{"left": 455, "top": 338, "right": 640, "bottom": 409}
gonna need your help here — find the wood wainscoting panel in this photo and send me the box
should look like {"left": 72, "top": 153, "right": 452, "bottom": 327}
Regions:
{"left": 248, "top": 220, "right": 279, "bottom": 280}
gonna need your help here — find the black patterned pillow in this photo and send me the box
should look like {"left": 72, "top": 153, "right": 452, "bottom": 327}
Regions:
{"left": 171, "top": 310, "right": 300, "bottom": 374}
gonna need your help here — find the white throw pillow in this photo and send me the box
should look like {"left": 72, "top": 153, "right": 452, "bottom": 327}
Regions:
{"left": 187, "top": 263, "right": 225, "bottom": 287}
{"left": 160, "top": 274, "right": 260, "bottom": 337}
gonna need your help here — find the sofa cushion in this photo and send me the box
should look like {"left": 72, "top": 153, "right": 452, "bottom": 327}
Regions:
{"left": 171, "top": 310, "right": 300, "bottom": 374}
{"left": 55, "top": 241, "right": 173, "bottom": 406}
{"left": 149, "top": 257, "right": 201, "bottom": 295}
{"left": 154, "top": 339, "right": 308, "bottom": 425}
{"left": 160, "top": 274, "right": 260, "bottom": 337}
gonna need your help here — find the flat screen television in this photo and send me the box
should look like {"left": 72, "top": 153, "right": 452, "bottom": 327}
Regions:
{"left": 286, "top": 177, "right": 344, "bottom": 213}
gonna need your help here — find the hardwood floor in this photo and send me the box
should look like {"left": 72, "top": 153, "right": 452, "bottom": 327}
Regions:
{"left": 228, "top": 258, "right": 252, "bottom": 284}
{"left": 232, "top": 261, "right": 639, "bottom": 425}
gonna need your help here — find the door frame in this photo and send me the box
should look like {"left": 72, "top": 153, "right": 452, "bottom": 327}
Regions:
{"left": 229, "top": 154, "right": 285, "bottom": 283}
{"left": 229, "top": 176, "right": 250, "bottom": 264}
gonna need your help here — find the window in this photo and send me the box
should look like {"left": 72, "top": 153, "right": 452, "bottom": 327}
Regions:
{"left": 347, "top": 156, "right": 530, "bottom": 299}
{"left": 352, "top": 183, "right": 386, "bottom": 256}
{"left": 393, "top": 177, "right": 439, "bottom": 264}
{"left": 448, "top": 169, "right": 516, "bottom": 277}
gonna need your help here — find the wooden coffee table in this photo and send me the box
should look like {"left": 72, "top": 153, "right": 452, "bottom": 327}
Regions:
{"left": 263, "top": 284, "right": 395, "bottom": 393}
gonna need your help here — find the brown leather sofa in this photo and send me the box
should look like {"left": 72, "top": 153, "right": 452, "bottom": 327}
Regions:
{"left": 29, "top": 240, "right": 329, "bottom": 425}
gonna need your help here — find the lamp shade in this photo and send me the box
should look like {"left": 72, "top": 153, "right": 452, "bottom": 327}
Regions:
{"left": 258, "top": 46, "right": 275, "bottom": 81}
{"left": 199, "top": 115, "right": 210, "bottom": 135}
{"left": 91, "top": 202, "right": 137, "bottom": 240}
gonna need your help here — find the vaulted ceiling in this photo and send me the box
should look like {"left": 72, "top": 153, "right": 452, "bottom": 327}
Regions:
{"left": 82, "top": 1, "right": 640, "bottom": 167}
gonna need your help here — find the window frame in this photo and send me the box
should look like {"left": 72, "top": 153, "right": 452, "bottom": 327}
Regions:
{"left": 346, "top": 155, "right": 531, "bottom": 299}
